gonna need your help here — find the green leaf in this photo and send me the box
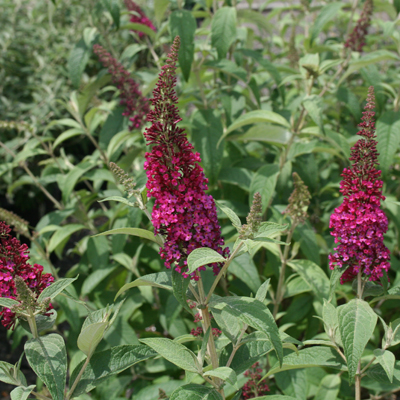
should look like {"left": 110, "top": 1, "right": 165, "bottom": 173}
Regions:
{"left": 309, "top": 2, "right": 344, "bottom": 46}
{"left": 373, "top": 349, "right": 395, "bottom": 383}
{"left": 211, "top": 7, "right": 237, "bottom": 59}
{"left": 210, "top": 297, "right": 283, "bottom": 366}
{"left": 68, "top": 37, "right": 93, "bottom": 88}
{"left": 102, "top": 0, "right": 120, "bottom": 28}
{"left": 337, "top": 299, "right": 377, "bottom": 382}
{"left": 0, "top": 298, "right": 19, "bottom": 308}
{"left": 229, "top": 253, "right": 261, "bottom": 295}
{"left": 81, "top": 266, "right": 118, "bottom": 295}
{"left": 61, "top": 161, "right": 94, "bottom": 203}
{"left": 53, "top": 128, "right": 84, "bottom": 149}
{"left": 256, "top": 279, "right": 271, "bottom": 302}
{"left": 303, "top": 95, "right": 325, "bottom": 135}
{"left": 250, "top": 164, "right": 280, "bottom": 213}
{"left": 314, "top": 374, "right": 341, "bottom": 400}
{"left": 192, "top": 109, "right": 224, "bottom": 186}
{"left": 275, "top": 369, "right": 307, "bottom": 400}
{"left": 170, "top": 384, "right": 223, "bottom": 400}
{"left": 25, "top": 334, "right": 67, "bottom": 400}
{"left": 78, "top": 322, "right": 108, "bottom": 357}
{"left": 218, "top": 167, "right": 253, "bottom": 191}
{"left": 187, "top": 248, "right": 226, "bottom": 274}
{"left": 47, "top": 224, "right": 86, "bottom": 254}
{"left": 376, "top": 111, "right": 400, "bottom": 176}
{"left": 99, "top": 196, "right": 136, "bottom": 207}
{"left": 120, "top": 23, "right": 156, "bottom": 39}
{"left": 10, "top": 385, "right": 36, "bottom": 400}
{"left": 212, "top": 305, "right": 242, "bottom": 343}
{"left": 139, "top": 338, "right": 199, "bottom": 373}
{"left": 0, "top": 361, "right": 27, "bottom": 386}
{"left": 288, "top": 260, "right": 330, "bottom": 302}
{"left": 172, "top": 269, "right": 191, "bottom": 313}
{"left": 93, "top": 227, "right": 162, "bottom": 245}
{"left": 20, "top": 310, "right": 58, "bottom": 334}
{"left": 215, "top": 201, "right": 242, "bottom": 229}
{"left": 115, "top": 271, "right": 172, "bottom": 299}
{"left": 224, "top": 110, "right": 290, "bottom": 138}
{"left": 256, "top": 222, "right": 288, "bottom": 238}
{"left": 204, "top": 367, "right": 237, "bottom": 388}
{"left": 252, "top": 397, "right": 297, "bottom": 400}
{"left": 322, "top": 300, "right": 341, "bottom": 345}
{"left": 264, "top": 347, "right": 346, "bottom": 378}
{"left": 170, "top": 10, "right": 196, "bottom": 81}
{"left": 38, "top": 276, "right": 78, "bottom": 301}
{"left": 70, "top": 345, "right": 157, "bottom": 396}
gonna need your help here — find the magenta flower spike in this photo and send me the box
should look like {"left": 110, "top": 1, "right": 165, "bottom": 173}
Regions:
{"left": 344, "top": 0, "right": 373, "bottom": 52}
{"left": 329, "top": 87, "right": 390, "bottom": 284}
{"left": 143, "top": 37, "right": 229, "bottom": 280}
{"left": 124, "top": 0, "right": 156, "bottom": 38}
{"left": 93, "top": 44, "right": 150, "bottom": 130}
{"left": 0, "top": 222, "right": 54, "bottom": 329}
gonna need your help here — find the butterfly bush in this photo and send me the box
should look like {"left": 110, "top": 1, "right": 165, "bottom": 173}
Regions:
{"left": 242, "top": 362, "right": 270, "bottom": 399}
{"left": 93, "top": 44, "right": 149, "bottom": 130}
{"left": 143, "top": 37, "right": 229, "bottom": 279}
{"left": 329, "top": 86, "right": 390, "bottom": 284}
{"left": 344, "top": 0, "right": 373, "bottom": 52}
{"left": 0, "top": 222, "right": 54, "bottom": 329}
{"left": 124, "top": 0, "right": 156, "bottom": 38}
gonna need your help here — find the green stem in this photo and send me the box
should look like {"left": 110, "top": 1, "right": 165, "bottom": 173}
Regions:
{"left": 273, "top": 226, "right": 295, "bottom": 318}
{"left": 355, "top": 361, "right": 361, "bottom": 400}
{"left": 205, "top": 242, "right": 244, "bottom": 304}
{"left": 27, "top": 310, "right": 39, "bottom": 339}
{"left": 66, "top": 355, "right": 91, "bottom": 400}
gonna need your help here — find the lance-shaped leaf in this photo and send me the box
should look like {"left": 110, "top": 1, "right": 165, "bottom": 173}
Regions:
{"left": 250, "top": 164, "right": 280, "bottom": 213}
{"left": 315, "top": 374, "right": 341, "bottom": 400}
{"left": 10, "top": 385, "right": 36, "bottom": 400}
{"left": 263, "top": 347, "right": 346, "bottom": 379}
{"left": 338, "top": 299, "right": 377, "bottom": 382}
{"left": 215, "top": 201, "right": 242, "bottom": 230}
{"left": 25, "top": 334, "right": 67, "bottom": 400}
{"left": 115, "top": 271, "right": 172, "bottom": 299}
{"left": 170, "top": 384, "right": 223, "bottom": 400}
{"left": 211, "top": 7, "right": 237, "bottom": 59}
{"left": 70, "top": 345, "right": 157, "bottom": 396}
{"left": 172, "top": 269, "right": 191, "bottom": 313}
{"left": 373, "top": 349, "right": 395, "bottom": 383}
{"left": 0, "top": 361, "right": 27, "bottom": 386}
{"left": 38, "top": 276, "right": 78, "bottom": 302}
{"left": 139, "top": 338, "right": 199, "bottom": 373}
{"left": 0, "top": 298, "right": 19, "bottom": 308}
{"left": 204, "top": 367, "right": 237, "bottom": 388}
{"left": 210, "top": 296, "right": 283, "bottom": 366}
{"left": 93, "top": 227, "right": 162, "bottom": 245}
{"left": 187, "top": 248, "right": 226, "bottom": 274}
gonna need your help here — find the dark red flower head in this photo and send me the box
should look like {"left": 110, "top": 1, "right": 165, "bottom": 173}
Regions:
{"left": 143, "top": 37, "right": 229, "bottom": 279}
{"left": 124, "top": 0, "right": 156, "bottom": 38}
{"left": 0, "top": 222, "right": 54, "bottom": 329}
{"left": 329, "top": 87, "right": 390, "bottom": 284}
{"left": 93, "top": 44, "right": 149, "bottom": 130}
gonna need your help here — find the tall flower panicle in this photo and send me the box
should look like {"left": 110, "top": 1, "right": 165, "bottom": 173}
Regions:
{"left": 124, "top": 0, "right": 156, "bottom": 38}
{"left": 0, "top": 222, "right": 54, "bottom": 329}
{"left": 283, "top": 172, "right": 311, "bottom": 225}
{"left": 329, "top": 87, "right": 390, "bottom": 284}
{"left": 345, "top": 0, "right": 373, "bottom": 52}
{"left": 239, "top": 192, "right": 262, "bottom": 239}
{"left": 93, "top": 44, "right": 149, "bottom": 130}
{"left": 143, "top": 37, "right": 229, "bottom": 279}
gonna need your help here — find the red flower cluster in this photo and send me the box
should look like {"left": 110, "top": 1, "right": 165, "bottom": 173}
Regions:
{"left": 124, "top": 0, "right": 156, "bottom": 38}
{"left": 0, "top": 222, "right": 54, "bottom": 329}
{"left": 345, "top": 0, "right": 373, "bottom": 52}
{"left": 329, "top": 87, "right": 390, "bottom": 283}
{"left": 93, "top": 44, "right": 149, "bottom": 130}
{"left": 143, "top": 37, "right": 229, "bottom": 279}
{"left": 242, "top": 362, "right": 270, "bottom": 399}
{"left": 190, "top": 327, "right": 221, "bottom": 338}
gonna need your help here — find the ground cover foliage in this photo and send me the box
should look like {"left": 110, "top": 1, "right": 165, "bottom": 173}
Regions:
{"left": 1, "top": 0, "right": 400, "bottom": 399}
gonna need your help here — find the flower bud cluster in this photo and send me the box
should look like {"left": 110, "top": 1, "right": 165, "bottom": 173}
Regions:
{"left": 143, "top": 37, "right": 229, "bottom": 279}
{"left": 239, "top": 192, "right": 262, "bottom": 239}
{"left": 0, "top": 222, "right": 54, "bottom": 329}
{"left": 283, "top": 172, "right": 311, "bottom": 225}
{"left": 0, "top": 208, "right": 30, "bottom": 238}
{"left": 329, "top": 87, "right": 390, "bottom": 283}
{"left": 93, "top": 44, "right": 149, "bottom": 130}
{"left": 124, "top": 0, "right": 156, "bottom": 38}
{"left": 242, "top": 362, "right": 270, "bottom": 399}
{"left": 109, "top": 162, "right": 138, "bottom": 198}
{"left": 345, "top": 0, "right": 373, "bottom": 52}
{"left": 190, "top": 327, "right": 221, "bottom": 338}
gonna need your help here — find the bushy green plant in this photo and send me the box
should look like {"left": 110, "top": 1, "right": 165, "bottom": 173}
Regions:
{"left": 1, "top": 0, "right": 400, "bottom": 399}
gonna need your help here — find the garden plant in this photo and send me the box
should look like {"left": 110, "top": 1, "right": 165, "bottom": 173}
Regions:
{"left": 1, "top": 0, "right": 400, "bottom": 399}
